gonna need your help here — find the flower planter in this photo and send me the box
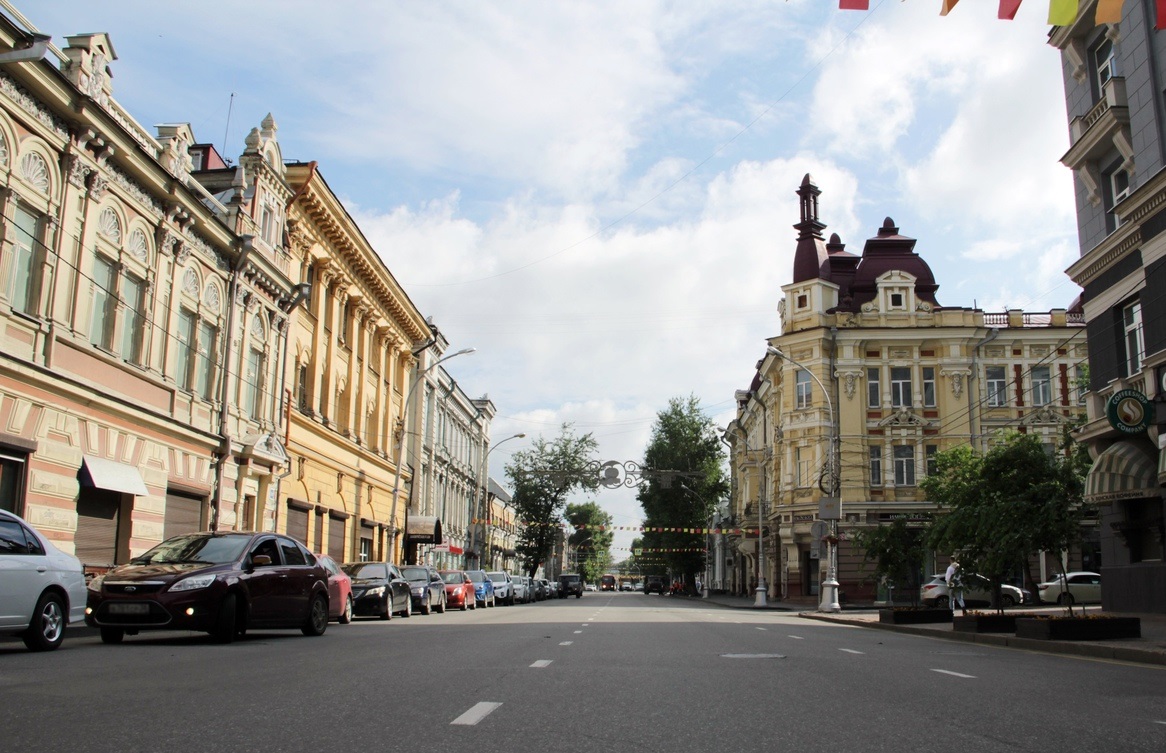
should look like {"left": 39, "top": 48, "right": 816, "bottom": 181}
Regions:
{"left": 1014, "top": 617, "right": 1141, "bottom": 641}
{"left": 879, "top": 608, "right": 953, "bottom": 625}
{"left": 953, "top": 614, "right": 1017, "bottom": 633}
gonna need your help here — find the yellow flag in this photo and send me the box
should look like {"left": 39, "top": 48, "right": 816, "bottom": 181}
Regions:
{"left": 1048, "top": 0, "right": 1079, "bottom": 25}
{"left": 940, "top": 0, "right": 959, "bottom": 15}
{"left": 1095, "top": 0, "right": 1124, "bottom": 23}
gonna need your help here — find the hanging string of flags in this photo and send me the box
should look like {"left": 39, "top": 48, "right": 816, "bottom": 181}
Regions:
{"left": 470, "top": 519, "right": 758, "bottom": 535}
{"left": 839, "top": 1, "right": 1165, "bottom": 29}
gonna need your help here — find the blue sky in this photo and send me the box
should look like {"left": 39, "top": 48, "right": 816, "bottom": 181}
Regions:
{"left": 27, "top": 1, "right": 1079, "bottom": 555}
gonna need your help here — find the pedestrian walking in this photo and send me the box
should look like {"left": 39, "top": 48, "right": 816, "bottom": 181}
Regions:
{"left": 945, "top": 558, "right": 966, "bottom": 615}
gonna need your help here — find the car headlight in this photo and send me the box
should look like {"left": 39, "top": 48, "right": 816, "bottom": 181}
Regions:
{"left": 366, "top": 586, "right": 386, "bottom": 597}
{"left": 170, "top": 573, "right": 218, "bottom": 592}
{"left": 87, "top": 575, "right": 105, "bottom": 592}
{"left": 411, "top": 586, "right": 424, "bottom": 595}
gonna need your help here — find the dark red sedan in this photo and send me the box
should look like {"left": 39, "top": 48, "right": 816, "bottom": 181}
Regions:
{"left": 316, "top": 553, "right": 353, "bottom": 624}
{"left": 85, "top": 531, "right": 331, "bottom": 644}
{"left": 439, "top": 569, "right": 477, "bottom": 611}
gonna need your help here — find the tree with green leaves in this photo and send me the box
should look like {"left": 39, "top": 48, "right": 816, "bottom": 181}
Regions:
{"left": 853, "top": 516, "right": 929, "bottom": 606}
{"left": 505, "top": 424, "right": 598, "bottom": 578}
{"left": 923, "top": 431, "right": 1089, "bottom": 614}
{"left": 637, "top": 396, "right": 727, "bottom": 591}
{"left": 565, "top": 501, "right": 613, "bottom": 584}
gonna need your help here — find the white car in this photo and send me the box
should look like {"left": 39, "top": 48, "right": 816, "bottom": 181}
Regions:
{"left": 487, "top": 571, "right": 515, "bottom": 605}
{"left": 1037, "top": 571, "right": 1102, "bottom": 605}
{"left": 919, "top": 573, "right": 1030, "bottom": 608}
{"left": 0, "top": 509, "right": 87, "bottom": 651}
{"left": 512, "top": 575, "right": 529, "bottom": 604}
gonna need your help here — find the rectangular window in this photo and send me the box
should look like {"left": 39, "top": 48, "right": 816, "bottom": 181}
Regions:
{"left": 1093, "top": 37, "right": 1116, "bottom": 93}
{"left": 891, "top": 367, "right": 912, "bottom": 408}
{"left": 1031, "top": 366, "right": 1052, "bottom": 406}
{"left": 1124, "top": 301, "right": 1144, "bottom": 375}
{"left": 244, "top": 347, "right": 265, "bottom": 420}
{"left": 795, "top": 370, "right": 812, "bottom": 409}
{"left": 869, "top": 446, "right": 882, "bottom": 486}
{"left": 6, "top": 203, "right": 43, "bottom": 315}
{"left": 90, "top": 255, "right": 117, "bottom": 350}
{"left": 922, "top": 367, "right": 936, "bottom": 407}
{"left": 866, "top": 367, "right": 880, "bottom": 408}
{"left": 1, "top": 452, "right": 27, "bottom": 514}
{"left": 195, "top": 321, "right": 217, "bottom": 400}
{"left": 175, "top": 310, "right": 196, "bottom": 391}
{"left": 795, "top": 447, "right": 811, "bottom": 488}
{"left": 893, "top": 445, "right": 916, "bottom": 487}
{"left": 1074, "top": 365, "right": 1087, "bottom": 405}
{"left": 118, "top": 273, "right": 145, "bottom": 364}
{"left": 925, "top": 445, "right": 938, "bottom": 477}
{"left": 986, "top": 366, "right": 1007, "bottom": 407}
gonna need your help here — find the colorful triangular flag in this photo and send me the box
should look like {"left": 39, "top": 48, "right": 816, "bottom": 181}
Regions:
{"left": 1096, "top": 0, "right": 1124, "bottom": 24}
{"left": 999, "top": 0, "right": 1022, "bottom": 19}
{"left": 1048, "top": 0, "right": 1079, "bottom": 26}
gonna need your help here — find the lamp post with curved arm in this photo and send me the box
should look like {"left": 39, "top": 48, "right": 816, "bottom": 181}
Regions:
{"left": 388, "top": 347, "right": 475, "bottom": 563}
{"left": 680, "top": 483, "right": 713, "bottom": 598}
{"left": 767, "top": 345, "right": 840, "bottom": 613}
{"left": 472, "top": 432, "right": 526, "bottom": 570}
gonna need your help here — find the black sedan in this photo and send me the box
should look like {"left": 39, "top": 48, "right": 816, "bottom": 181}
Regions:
{"left": 85, "top": 531, "right": 331, "bottom": 644}
{"left": 400, "top": 565, "right": 446, "bottom": 615}
{"left": 342, "top": 561, "right": 411, "bottom": 619}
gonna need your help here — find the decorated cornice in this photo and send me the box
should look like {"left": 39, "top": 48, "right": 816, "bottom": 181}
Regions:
{"left": 0, "top": 71, "right": 69, "bottom": 140}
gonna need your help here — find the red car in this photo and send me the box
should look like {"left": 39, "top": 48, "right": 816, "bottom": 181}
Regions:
{"left": 316, "top": 554, "right": 353, "bottom": 624}
{"left": 439, "top": 570, "right": 477, "bottom": 611}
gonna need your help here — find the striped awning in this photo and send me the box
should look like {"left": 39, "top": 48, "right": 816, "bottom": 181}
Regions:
{"left": 1084, "top": 441, "right": 1160, "bottom": 504}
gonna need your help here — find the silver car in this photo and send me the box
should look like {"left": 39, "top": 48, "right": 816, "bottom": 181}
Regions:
{"left": 919, "top": 573, "right": 1030, "bottom": 608}
{"left": 0, "top": 509, "right": 87, "bottom": 651}
{"left": 1037, "top": 571, "right": 1101, "bottom": 605}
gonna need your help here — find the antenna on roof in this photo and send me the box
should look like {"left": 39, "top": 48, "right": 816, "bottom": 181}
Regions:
{"left": 222, "top": 92, "right": 236, "bottom": 159}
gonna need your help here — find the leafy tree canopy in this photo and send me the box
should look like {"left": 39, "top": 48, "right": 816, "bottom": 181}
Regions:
{"left": 505, "top": 424, "right": 598, "bottom": 577}
{"left": 565, "top": 501, "right": 612, "bottom": 584}
{"left": 853, "top": 516, "right": 929, "bottom": 605}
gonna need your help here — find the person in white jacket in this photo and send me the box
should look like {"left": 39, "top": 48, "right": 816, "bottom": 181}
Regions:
{"left": 945, "top": 559, "right": 966, "bottom": 615}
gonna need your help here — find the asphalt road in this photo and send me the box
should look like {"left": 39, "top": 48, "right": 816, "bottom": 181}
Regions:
{"left": 3, "top": 593, "right": 1164, "bottom": 753}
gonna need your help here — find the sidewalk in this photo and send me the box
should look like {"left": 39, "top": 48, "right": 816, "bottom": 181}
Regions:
{"left": 693, "top": 592, "right": 1166, "bottom": 667}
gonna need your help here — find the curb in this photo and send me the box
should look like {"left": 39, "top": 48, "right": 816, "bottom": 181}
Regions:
{"left": 798, "top": 612, "right": 1166, "bottom": 667}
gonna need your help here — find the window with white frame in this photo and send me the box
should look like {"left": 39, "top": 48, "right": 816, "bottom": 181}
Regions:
{"left": 118, "top": 272, "right": 146, "bottom": 365}
{"left": 891, "top": 367, "right": 912, "bottom": 408}
{"left": 1092, "top": 36, "right": 1117, "bottom": 95}
{"left": 893, "top": 445, "right": 915, "bottom": 486}
{"left": 1074, "top": 365, "right": 1087, "bottom": 405}
{"left": 869, "top": 445, "right": 882, "bottom": 486}
{"left": 795, "top": 447, "right": 811, "bottom": 488}
{"left": 925, "top": 444, "right": 938, "bottom": 477}
{"left": 1124, "top": 301, "right": 1144, "bottom": 375}
{"left": 90, "top": 255, "right": 117, "bottom": 350}
{"left": 986, "top": 366, "right": 1007, "bottom": 407}
{"left": 795, "top": 369, "right": 812, "bottom": 409}
{"left": 243, "top": 344, "right": 265, "bottom": 421}
{"left": 922, "top": 367, "right": 936, "bottom": 407}
{"left": 1031, "top": 366, "right": 1052, "bottom": 406}
{"left": 194, "top": 320, "right": 218, "bottom": 400}
{"left": 5, "top": 202, "right": 46, "bottom": 316}
{"left": 866, "top": 367, "right": 880, "bottom": 408}
{"left": 175, "top": 309, "right": 196, "bottom": 391}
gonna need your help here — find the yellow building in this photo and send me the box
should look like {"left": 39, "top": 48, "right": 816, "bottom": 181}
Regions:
{"left": 725, "top": 177, "right": 1089, "bottom": 604}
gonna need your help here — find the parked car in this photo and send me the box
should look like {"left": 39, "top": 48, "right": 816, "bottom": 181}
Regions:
{"left": 549, "top": 581, "right": 561, "bottom": 597}
{"left": 512, "top": 575, "right": 529, "bottom": 604}
{"left": 919, "top": 573, "right": 1030, "bottom": 608}
{"left": 619, "top": 581, "right": 634, "bottom": 591}
{"left": 488, "top": 570, "right": 515, "bottom": 605}
{"left": 1037, "top": 571, "right": 1102, "bottom": 605}
{"left": 342, "top": 561, "right": 412, "bottom": 619}
{"left": 466, "top": 569, "right": 496, "bottom": 607}
{"left": 584, "top": 583, "right": 597, "bottom": 592}
{"left": 559, "top": 573, "right": 583, "bottom": 598}
{"left": 644, "top": 575, "right": 666, "bottom": 595}
{"left": 86, "top": 531, "right": 331, "bottom": 644}
{"left": 401, "top": 565, "right": 446, "bottom": 615}
{"left": 536, "top": 578, "right": 550, "bottom": 600}
{"left": 0, "top": 508, "right": 87, "bottom": 652}
{"left": 439, "top": 570, "right": 477, "bottom": 611}
{"left": 316, "top": 553, "right": 353, "bottom": 624}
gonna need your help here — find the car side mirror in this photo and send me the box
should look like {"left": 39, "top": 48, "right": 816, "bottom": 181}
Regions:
{"left": 252, "top": 554, "right": 273, "bottom": 567}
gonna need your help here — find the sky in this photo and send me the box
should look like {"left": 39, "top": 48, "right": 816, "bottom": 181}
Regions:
{"left": 26, "top": 0, "right": 1080, "bottom": 559}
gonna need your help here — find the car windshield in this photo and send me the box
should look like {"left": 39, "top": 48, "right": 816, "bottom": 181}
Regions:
{"left": 561, "top": 575, "right": 579, "bottom": 582}
{"left": 342, "top": 563, "right": 387, "bottom": 580}
{"left": 487, "top": 571, "right": 506, "bottom": 580}
{"left": 401, "top": 567, "right": 428, "bottom": 582}
{"left": 441, "top": 572, "right": 466, "bottom": 584}
{"left": 468, "top": 571, "right": 487, "bottom": 583}
{"left": 130, "top": 534, "right": 249, "bottom": 565}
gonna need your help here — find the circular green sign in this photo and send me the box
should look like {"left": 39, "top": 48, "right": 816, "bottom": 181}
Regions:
{"left": 1106, "top": 389, "right": 1152, "bottom": 434}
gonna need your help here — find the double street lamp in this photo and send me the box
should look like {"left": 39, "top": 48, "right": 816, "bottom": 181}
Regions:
{"left": 388, "top": 347, "right": 475, "bottom": 564}
{"left": 472, "top": 432, "right": 526, "bottom": 570}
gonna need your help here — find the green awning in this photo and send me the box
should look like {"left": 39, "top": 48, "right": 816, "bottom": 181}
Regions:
{"left": 1084, "top": 441, "right": 1159, "bottom": 504}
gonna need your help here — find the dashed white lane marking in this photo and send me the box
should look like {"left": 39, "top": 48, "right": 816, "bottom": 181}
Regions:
{"left": 573, "top": 630, "right": 582, "bottom": 634}
{"left": 1154, "top": 721, "right": 1166, "bottom": 726}
{"left": 530, "top": 660, "right": 553, "bottom": 668}
{"left": 451, "top": 702, "right": 502, "bottom": 726}
{"left": 839, "top": 648, "right": 864, "bottom": 654}
{"left": 755, "top": 627, "right": 767, "bottom": 631}
{"left": 931, "top": 669, "right": 976, "bottom": 679}
{"left": 788, "top": 635, "right": 804, "bottom": 640}
{"left": 560, "top": 641, "right": 573, "bottom": 646}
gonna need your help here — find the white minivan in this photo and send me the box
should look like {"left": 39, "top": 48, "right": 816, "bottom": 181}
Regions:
{"left": 0, "top": 509, "right": 87, "bottom": 651}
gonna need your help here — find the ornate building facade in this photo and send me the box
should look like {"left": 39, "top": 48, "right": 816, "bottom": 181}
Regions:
{"left": 726, "top": 177, "right": 1089, "bottom": 603}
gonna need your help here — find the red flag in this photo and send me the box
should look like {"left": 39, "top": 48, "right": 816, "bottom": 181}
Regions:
{"left": 998, "top": 0, "right": 1022, "bottom": 19}
{"left": 941, "top": 0, "right": 959, "bottom": 15}
{"left": 1159, "top": 1, "right": 1166, "bottom": 30}
{"left": 839, "top": 0, "right": 869, "bottom": 9}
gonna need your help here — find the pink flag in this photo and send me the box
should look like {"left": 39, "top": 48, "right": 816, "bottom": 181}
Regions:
{"left": 941, "top": 0, "right": 960, "bottom": 15}
{"left": 999, "top": 0, "right": 1022, "bottom": 19}
{"left": 1096, "top": 0, "right": 1125, "bottom": 23}
{"left": 1048, "top": 0, "right": 1079, "bottom": 25}
{"left": 839, "top": 0, "right": 869, "bottom": 9}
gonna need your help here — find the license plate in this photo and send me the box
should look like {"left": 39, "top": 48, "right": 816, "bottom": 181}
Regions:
{"left": 108, "top": 602, "right": 149, "bottom": 615}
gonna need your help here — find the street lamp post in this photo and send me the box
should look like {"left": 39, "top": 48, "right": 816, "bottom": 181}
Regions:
{"left": 727, "top": 425, "right": 770, "bottom": 608}
{"left": 388, "top": 347, "right": 475, "bottom": 564}
{"left": 471, "top": 432, "right": 526, "bottom": 570}
{"left": 679, "top": 483, "right": 712, "bottom": 599}
{"left": 767, "top": 345, "right": 840, "bottom": 613}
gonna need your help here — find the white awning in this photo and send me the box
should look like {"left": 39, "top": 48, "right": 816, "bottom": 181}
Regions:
{"left": 79, "top": 456, "right": 148, "bottom": 496}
